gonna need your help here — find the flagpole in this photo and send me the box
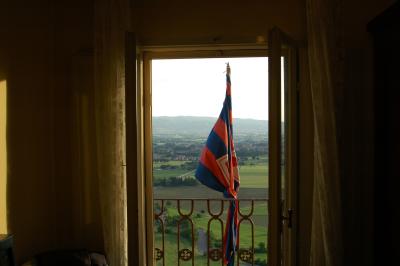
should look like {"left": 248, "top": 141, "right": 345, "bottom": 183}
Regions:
{"left": 194, "top": 62, "right": 240, "bottom": 266}
{"left": 225, "top": 62, "right": 239, "bottom": 266}
{"left": 226, "top": 62, "right": 236, "bottom": 198}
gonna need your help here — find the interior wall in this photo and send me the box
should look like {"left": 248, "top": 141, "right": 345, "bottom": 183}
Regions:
{"left": 339, "top": 0, "right": 395, "bottom": 265}
{"left": 0, "top": 3, "right": 58, "bottom": 262}
{"left": 132, "top": 0, "right": 307, "bottom": 45}
{"left": 0, "top": 1, "right": 98, "bottom": 263}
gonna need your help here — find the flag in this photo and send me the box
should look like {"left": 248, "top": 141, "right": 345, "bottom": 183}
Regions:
{"left": 195, "top": 63, "right": 240, "bottom": 266}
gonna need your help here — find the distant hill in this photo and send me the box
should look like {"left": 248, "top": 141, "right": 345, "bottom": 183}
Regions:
{"left": 152, "top": 116, "right": 268, "bottom": 136}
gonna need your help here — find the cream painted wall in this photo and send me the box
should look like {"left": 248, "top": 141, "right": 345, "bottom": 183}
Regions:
{"left": 0, "top": 1, "right": 98, "bottom": 263}
{"left": 132, "top": 0, "right": 307, "bottom": 45}
{"left": 0, "top": 5, "right": 58, "bottom": 262}
{"left": 0, "top": 80, "right": 7, "bottom": 234}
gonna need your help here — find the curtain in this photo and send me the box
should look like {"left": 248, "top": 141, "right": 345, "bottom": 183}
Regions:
{"left": 71, "top": 54, "right": 103, "bottom": 250}
{"left": 94, "top": 0, "right": 131, "bottom": 265}
{"left": 306, "top": 0, "right": 344, "bottom": 265}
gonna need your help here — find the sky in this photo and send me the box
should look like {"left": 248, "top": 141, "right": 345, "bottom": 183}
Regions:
{"left": 151, "top": 57, "right": 270, "bottom": 120}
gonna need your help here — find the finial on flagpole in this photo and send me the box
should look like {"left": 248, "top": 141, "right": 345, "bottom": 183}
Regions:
{"left": 226, "top": 62, "right": 231, "bottom": 76}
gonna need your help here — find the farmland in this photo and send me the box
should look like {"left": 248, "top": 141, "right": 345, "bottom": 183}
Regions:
{"left": 152, "top": 116, "right": 269, "bottom": 266}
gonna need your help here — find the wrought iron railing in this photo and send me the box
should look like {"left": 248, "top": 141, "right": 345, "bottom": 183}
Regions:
{"left": 153, "top": 198, "right": 268, "bottom": 266}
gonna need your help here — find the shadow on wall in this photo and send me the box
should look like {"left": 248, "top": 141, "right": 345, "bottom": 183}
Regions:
{"left": 2, "top": 49, "right": 101, "bottom": 264}
{"left": 1, "top": 2, "right": 102, "bottom": 262}
{"left": 5, "top": 60, "right": 59, "bottom": 263}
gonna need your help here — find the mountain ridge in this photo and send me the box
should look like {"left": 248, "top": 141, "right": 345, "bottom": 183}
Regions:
{"left": 152, "top": 116, "right": 268, "bottom": 136}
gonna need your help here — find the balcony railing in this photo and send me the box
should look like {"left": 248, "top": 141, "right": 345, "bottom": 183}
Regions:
{"left": 153, "top": 198, "right": 268, "bottom": 266}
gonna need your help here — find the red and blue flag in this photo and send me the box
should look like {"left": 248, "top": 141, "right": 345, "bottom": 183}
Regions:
{"left": 195, "top": 63, "right": 240, "bottom": 266}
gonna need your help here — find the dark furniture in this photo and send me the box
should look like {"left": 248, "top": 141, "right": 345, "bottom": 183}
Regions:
{"left": 368, "top": 2, "right": 400, "bottom": 265}
{"left": 29, "top": 250, "right": 108, "bottom": 266}
{"left": 0, "top": 235, "right": 15, "bottom": 266}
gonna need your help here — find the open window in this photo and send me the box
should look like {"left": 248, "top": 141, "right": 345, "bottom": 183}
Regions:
{"left": 126, "top": 28, "right": 299, "bottom": 266}
{"left": 268, "top": 27, "right": 299, "bottom": 266}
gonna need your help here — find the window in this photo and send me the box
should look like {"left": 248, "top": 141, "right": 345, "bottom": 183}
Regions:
{"left": 136, "top": 35, "right": 298, "bottom": 266}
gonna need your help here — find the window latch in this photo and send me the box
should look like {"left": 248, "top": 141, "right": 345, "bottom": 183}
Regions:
{"left": 282, "top": 209, "right": 294, "bottom": 228}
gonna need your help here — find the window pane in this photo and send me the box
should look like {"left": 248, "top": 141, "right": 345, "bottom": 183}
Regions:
{"left": 151, "top": 58, "right": 269, "bottom": 265}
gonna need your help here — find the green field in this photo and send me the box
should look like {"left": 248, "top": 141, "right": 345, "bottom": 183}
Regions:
{"left": 238, "top": 164, "right": 268, "bottom": 188}
{"left": 153, "top": 157, "right": 268, "bottom": 189}
{"left": 153, "top": 160, "right": 193, "bottom": 179}
{"left": 152, "top": 157, "right": 269, "bottom": 265}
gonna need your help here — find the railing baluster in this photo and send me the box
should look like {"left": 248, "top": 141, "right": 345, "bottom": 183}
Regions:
{"left": 177, "top": 199, "right": 195, "bottom": 266}
{"left": 154, "top": 199, "right": 165, "bottom": 266}
{"left": 206, "top": 199, "right": 224, "bottom": 266}
{"left": 153, "top": 198, "right": 267, "bottom": 265}
{"left": 237, "top": 200, "right": 255, "bottom": 266}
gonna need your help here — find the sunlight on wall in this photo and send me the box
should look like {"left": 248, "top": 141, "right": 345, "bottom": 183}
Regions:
{"left": 0, "top": 80, "right": 7, "bottom": 233}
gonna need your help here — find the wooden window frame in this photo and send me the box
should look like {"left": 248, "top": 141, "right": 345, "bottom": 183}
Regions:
{"left": 130, "top": 42, "right": 298, "bottom": 266}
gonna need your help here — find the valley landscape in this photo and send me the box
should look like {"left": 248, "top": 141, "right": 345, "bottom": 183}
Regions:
{"left": 152, "top": 116, "right": 271, "bottom": 266}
